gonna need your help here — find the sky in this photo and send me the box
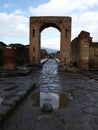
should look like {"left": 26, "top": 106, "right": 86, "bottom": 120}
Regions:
{"left": 0, "top": 0, "right": 98, "bottom": 50}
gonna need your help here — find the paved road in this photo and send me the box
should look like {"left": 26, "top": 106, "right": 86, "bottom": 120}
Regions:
{"left": 1, "top": 59, "right": 98, "bottom": 130}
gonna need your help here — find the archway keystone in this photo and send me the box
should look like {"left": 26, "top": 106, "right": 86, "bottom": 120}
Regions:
{"left": 29, "top": 16, "right": 71, "bottom": 69}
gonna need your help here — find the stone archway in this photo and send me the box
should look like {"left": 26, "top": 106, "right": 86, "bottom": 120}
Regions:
{"left": 29, "top": 16, "right": 71, "bottom": 69}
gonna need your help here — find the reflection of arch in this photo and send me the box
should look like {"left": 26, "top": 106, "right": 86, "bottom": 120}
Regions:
{"left": 31, "top": 91, "right": 69, "bottom": 109}
{"left": 29, "top": 16, "right": 71, "bottom": 69}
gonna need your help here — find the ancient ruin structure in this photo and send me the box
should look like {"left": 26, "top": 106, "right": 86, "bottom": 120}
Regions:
{"left": 0, "top": 43, "right": 29, "bottom": 70}
{"left": 29, "top": 16, "right": 71, "bottom": 69}
{"left": 3, "top": 47, "right": 16, "bottom": 70}
{"left": 0, "top": 42, "right": 7, "bottom": 66}
{"left": 9, "top": 44, "right": 29, "bottom": 65}
{"left": 0, "top": 16, "right": 98, "bottom": 71}
{"left": 71, "top": 31, "right": 98, "bottom": 70}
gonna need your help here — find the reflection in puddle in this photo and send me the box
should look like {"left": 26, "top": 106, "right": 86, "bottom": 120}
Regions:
{"left": 0, "top": 97, "right": 3, "bottom": 104}
{"left": 31, "top": 91, "right": 69, "bottom": 110}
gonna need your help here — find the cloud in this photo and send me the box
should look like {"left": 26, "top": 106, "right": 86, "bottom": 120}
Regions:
{"left": 29, "top": 0, "right": 98, "bottom": 42}
{"left": 41, "top": 27, "right": 60, "bottom": 50}
{"left": 41, "top": 37, "right": 60, "bottom": 50}
{"left": 3, "top": 3, "right": 13, "bottom": 9}
{"left": 29, "top": 0, "right": 98, "bottom": 15}
{"left": 71, "top": 10, "right": 98, "bottom": 40}
{"left": 0, "top": 10, "right": 29, "bottom": 44}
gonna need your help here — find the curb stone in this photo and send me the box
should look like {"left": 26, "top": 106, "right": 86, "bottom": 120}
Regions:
{"left": 0, "top": 83, "right": 36, "bottom": 124}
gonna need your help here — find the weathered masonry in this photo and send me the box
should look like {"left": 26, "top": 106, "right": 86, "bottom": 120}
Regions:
{"left": 29, "top": 16, "right": 98, "bottom": 71}
{"left": 29, "top": 16, "right": 71, "bottom": 69}
{"left": 71, "top": 31, "right": 98, "bottom": 70}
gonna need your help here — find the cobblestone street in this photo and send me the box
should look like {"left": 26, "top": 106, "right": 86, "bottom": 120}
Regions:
{"left": 1, "top": 59, "right": 98, "bottom": 130}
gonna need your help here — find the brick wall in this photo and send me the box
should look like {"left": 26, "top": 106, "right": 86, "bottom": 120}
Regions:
{"left": 3, "top": 48, "right": 16, "bottom": 70}
{"left": 89, "top": 43, "right": 98, "bottom": 69}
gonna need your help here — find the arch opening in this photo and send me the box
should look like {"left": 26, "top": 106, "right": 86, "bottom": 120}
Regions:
{"left": 41, "top": 27, "right": 60, "bottom": 60}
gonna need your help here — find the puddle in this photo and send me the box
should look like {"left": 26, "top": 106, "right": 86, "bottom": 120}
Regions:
{"left": 4, "top": 86, "right": 19, "bottom": 91}
{"left": 31, "top": 91, "right": 69, "bottom": 110}
{"left": 0, "top": 97, "right": 3, "bottom": 104}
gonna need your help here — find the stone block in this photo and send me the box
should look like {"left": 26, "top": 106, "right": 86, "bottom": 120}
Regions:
{"left": 2, "top": 96, "right": 21, "bottom": 107}
{"left": 95, "top": 48, "right": 98, "bottom": 56}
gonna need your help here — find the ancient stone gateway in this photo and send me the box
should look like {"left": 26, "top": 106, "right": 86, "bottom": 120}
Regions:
{"left": 29, "top": 16, "right": 71, "bottom": 69}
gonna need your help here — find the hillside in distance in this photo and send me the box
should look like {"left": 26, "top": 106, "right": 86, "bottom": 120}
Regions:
{"left": 41, "top": 47, "right": 59, "bottom": 54}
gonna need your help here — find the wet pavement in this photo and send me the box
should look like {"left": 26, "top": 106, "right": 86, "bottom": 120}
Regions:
{"left": 1, "top": 59, "right": 98, "bottom": 130}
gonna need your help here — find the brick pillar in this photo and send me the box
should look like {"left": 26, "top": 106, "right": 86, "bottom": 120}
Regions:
{"left": 60, "top": 28, "right": 71, "bottom": 68}
{"left": 78, "top": 31, "right": 90, "bottom": 70}
{"left": 29, "top": 27, "right": 40, "bottom": 66}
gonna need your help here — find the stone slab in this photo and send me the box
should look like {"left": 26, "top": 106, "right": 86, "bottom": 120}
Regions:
{"left": 2, "top": 96, "right": 21, "bottom": 107}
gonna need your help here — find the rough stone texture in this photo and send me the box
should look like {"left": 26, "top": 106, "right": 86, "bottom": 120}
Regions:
{"left": 29, "top": 16, "right": 71, "bottom": 69}
{"left": 0, "top": 73, "right": 36, "bottom": 124}
{"left": 2, "top": 96, "right": 21, "bottom": 107}
{"left": 29, "top": 17, "right": 98, "bottom": 70}
{"left": 78, "top": 31, "right": 90, "bottom": 70}
{"left": 1, "top": 59, "right": 98, "bottom": 129}
{"left": 0, "top": 42, "right": 7, "bottom": 66}
{"left": 9, "top": 44, "right": 29, "bottom": 65}
{"left": 0, "top": 43, "right": 29, "bottom": 70}
{"left": 71, "top": 31, "right": 98, "bottom": 70}
{"left": 89, "top": 43, "right": 98, "bottom": 69}
{"left": 3, "top": 48, "right": 16, "bottom": 70}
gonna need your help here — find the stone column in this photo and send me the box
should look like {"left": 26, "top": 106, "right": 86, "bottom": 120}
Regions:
{"left": 29, "top": 27, "right": 40, "bottom": 66}
{"left": 79, "top": 39, "right": 89, "bottom": 70}
{"left": 60, "top": 28, "right": 71, "bottom": 69}
{"left": 78, "top": 31, "right": 90, "bottom": 70}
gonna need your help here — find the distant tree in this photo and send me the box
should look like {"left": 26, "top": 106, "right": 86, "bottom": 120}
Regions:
{"left": 41, "top": 49, "right": 48, "bottom": 59}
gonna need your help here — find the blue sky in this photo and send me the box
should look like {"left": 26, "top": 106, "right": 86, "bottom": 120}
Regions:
{"left": 0, "top": 0, "right": 50, "bottom": 14}
{"left": 0, "top": 0, "right": 98, "bottom": 50}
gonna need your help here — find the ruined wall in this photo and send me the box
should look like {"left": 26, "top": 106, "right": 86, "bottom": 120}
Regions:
{"left": 3, "top": 48, "right": 16, "bottom": 70}
{"left": 0, "top": 42, "right": 7, "bottom": 66}
{"left": 71, "top": 31, "right": 90, "bottom": 70}
{"left": 71, "top": 37, "right": 79, "bottom": 67}
{"left": 89, "top": 43, "right": 98, "bottom": 69}
{"left": 0, "top": 49, "right": 3, "bottom": 66}
{"left": 71, "top": 31, "right": 98, "bottom": 70}
{"left": 0, "top": 43, "right": 29, "bottom": 70}
{"left": 9, "top": 44, "right": 29, "bottom": 65}
{"left": 78, "top": 31, "right": 91, "bottom": 70}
